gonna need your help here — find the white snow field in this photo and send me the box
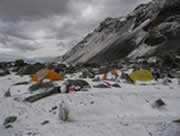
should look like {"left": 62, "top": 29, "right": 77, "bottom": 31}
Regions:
{"left": 0, "top": 73, "right": 180, "bottom": 136}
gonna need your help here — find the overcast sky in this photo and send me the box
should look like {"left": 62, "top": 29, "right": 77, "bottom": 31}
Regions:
{"left": 0, "top": 0, "right": 150, "bottom": 61}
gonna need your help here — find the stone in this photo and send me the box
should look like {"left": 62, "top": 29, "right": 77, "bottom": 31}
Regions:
{"left": 81, "top": 69, "right": 95, "bottom": 78}
{"left": 173, "top": 119, "right": 180, "bottom": 123}
{"left": 162, "top": 78, "right": 172, "bottom": 85}
{"left": 41, "top": 120, "right": 49, "bottom": 125}
{"left": 4, "top": 124, "right": 13, "bottom": 129}
{"left": 80, "top": 88, "right": 89, "bottom": 92}
{"left": 13, "top": 81, "right": 29, "bottom": 86}
{"left": 67, "top": 80, "right": 91, "bottom": 88}
{"left": 0, "top": 69, "right": 10, "bottom": 76}
{"left": 112, "top": 84, "right": 121, "bottom": 88}
{"left": 4, "top": 116, "right": 17, "bottom": 126}
{"left": 29, "top": 82, "right": 54, "bottom": 91}
{"left": 92, "top": 77, "right": 101, "bottom": 82}
{"left": 4, "top": 89, "right": 11, "bottom": 97}
{"left": 51, "top": 106, "right": 58, "bottom": 111}
{"left": 15, "top": 59, "right": 26, "bottom": 67}
{"left": 93, "top": 84, "right": 111, "bottom": 88}
{"left": 17, "top": 63, "right": 45, "bottom": 76}
{"left": 65, "top": 65, "right": 76, "bottom": 74}
{"left": 55, "top": 64, "right": 67, "bottom": 73}
{"left": 152, "top": 99, "right": 166, "bottom": 108}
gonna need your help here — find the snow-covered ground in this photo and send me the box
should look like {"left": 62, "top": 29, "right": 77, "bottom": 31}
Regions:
{"left": 0, "top": 73, "right": 180, "bottom": 136}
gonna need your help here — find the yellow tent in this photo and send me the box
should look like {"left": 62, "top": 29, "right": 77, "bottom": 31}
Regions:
{"left": 31, "top": 69, "right": 63, "bottom": 82}
{"left": 129, "top": 70, "right": 153, "bottom": 84}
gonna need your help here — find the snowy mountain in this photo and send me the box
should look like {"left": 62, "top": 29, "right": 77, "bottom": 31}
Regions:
{"left": 59, "top": 0, "right": 180, "bottom": 64}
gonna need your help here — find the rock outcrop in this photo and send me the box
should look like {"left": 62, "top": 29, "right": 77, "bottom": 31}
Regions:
{"left": 60, "top": 0, "right": 180, "bottom": 65}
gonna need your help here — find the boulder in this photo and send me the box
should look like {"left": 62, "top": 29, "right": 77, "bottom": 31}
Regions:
{"left": 18, "top": 63, "right": 45, "bottom": 75}
{"left": 0, "top": 68, "right": 10, "bottom": 76}
{"left": 29, "top": 82, "right": 54, "bottom": 91}
{"left": 54, "top": 64, "right": 67, "bottom": 73}
{"left": 15, "top": 59, "right": 26, "bottom": 67}
{"left": 80, "top": 68, "right": 95, "bottom": 78}
{"left": 67, "top": 80, "right": 91, "bottom": 88}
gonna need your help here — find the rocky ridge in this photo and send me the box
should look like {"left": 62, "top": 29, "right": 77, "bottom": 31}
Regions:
{"left": 59, "top": 0, "right": 180, "bottom": 65}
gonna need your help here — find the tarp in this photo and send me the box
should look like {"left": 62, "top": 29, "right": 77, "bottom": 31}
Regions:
{"left": 129, "top": 70, "right": 153, "bottom": 84}
{"left": 31, "top": 69, "right": 63, "bottom": 82}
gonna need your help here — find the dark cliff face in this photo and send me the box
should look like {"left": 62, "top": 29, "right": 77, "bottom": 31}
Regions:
{"left": 60, "top": 0, "right": 180, "bottom": 65}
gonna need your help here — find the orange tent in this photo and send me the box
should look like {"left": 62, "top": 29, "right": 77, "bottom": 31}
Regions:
{"left": 31, "top": 69, "right": 63, "bottom": 82}
{"left": 110, "top": 71, "right": 118, "bottom": 75}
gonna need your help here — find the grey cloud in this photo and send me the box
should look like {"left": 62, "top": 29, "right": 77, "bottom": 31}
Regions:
{"left": 0, "top": 0, "right": 71, "bottom": 21}
{"left": 8, "top": 42, "right": 38, "bottom": 52}
{"left": 0, "top": 33, "right": 39, "bottom": 52}
{"left": 0, "top": 0, "right": 151, "bottom": 61}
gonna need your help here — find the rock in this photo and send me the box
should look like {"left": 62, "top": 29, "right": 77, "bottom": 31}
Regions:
{"left": 168, "top": 72, "right": 175, "bottom": 78}
{"left": 13, "top": 81, "right": 29, "bottom": 86}
{"left": 29, "top": 82, "right": 54, "bottom": 91}
{"left": 92, "top": 66, "right": 112, "bottom": 75}
{"left": 17, "top": 63, "right": 45, "bottom": 75}
{"left": 81, "top": 69, "right": 95, "bottom": 78}
{"left": 93, "top": 84, "right": 111, "bottom": 88}
{"left": 0, "top": 62, "right": 13, "bottom": 69}
{"left": 55, "top": 64, "right": 67, "bottom": 73}
{"left": 41, "top": 120, "right": 49, "bottom": 125}
{"left": 15, "top": 59, "right": 26, "bottom": 67}
{"left": 92, "top": 77, "right": 101, "bottom": 82}
{"left": 168, "top": 71, "right": 180, "bottom": 78}
{"left": 65, "top": 65, "right": 76, "bottom": 74}
{"left": 0, "top": 68, "right": 10, "bottom": 76}
{"left": 56, "top": 0, "right": 180, "bottom": 66}
{"left": 4, "top": 116, "right": 17, "bottom": 126}
{"left": 67, "top": 80, "right": 91, "bottom": 88}
{"left": 173, "top": 119, "right": 180, "bottom": 123}
{"left": 82, "top": 63, "right": 100, "bottom": 68}
{"left": 162, "top": 78, "right": 172, "bottom": 85}
{"left": 152, "top": 99, "right": 166, "bottom": 108}
{"left": 112, "top": 84, "right": 121, "bottom": 88}
{"left": 25, "top": 87, "right": 60, "bottom": 103}
{"left": 4, "top": 124, "right": 13, "bottom": 129}
{"left": 51, "top": 106, "right": 58, "bottom": 111}
{"left": 4, "top": 88, "right": 11, "bottom": 97}
{"left": 80, "top": 88, "right": 89, "bottom": 92}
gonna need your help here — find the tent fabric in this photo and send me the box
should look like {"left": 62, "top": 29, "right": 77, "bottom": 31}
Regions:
{"left": 129, "top": 70, "right": 153, "bottom": 84}
{"left": 37, "top": 70, "right": 49, "bottom": 81}
{"left": 31, "top": 69, "right": 63, "bottom": 82}
{"left": 110, "top": 71, "right": 118, "bottom": 75}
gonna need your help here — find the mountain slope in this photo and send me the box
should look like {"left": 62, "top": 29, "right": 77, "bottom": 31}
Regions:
{"left": 60, "top": 0, "right": 180, "bottom": 64}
